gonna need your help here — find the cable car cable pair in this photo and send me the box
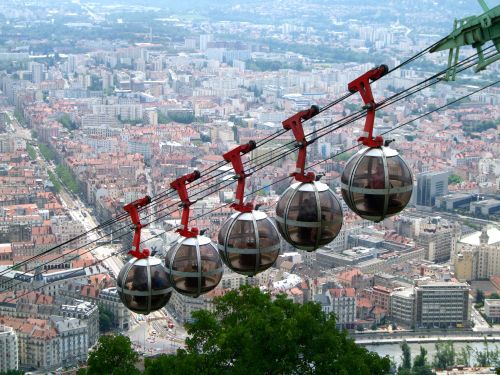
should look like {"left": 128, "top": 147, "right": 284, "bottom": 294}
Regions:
{"left": 1, "top": 47, "right": 494, "bottom": 289}
{"left": 1, "top": 47, "right": 496, "bottom": 292}
{"left": 4, "top": 77, "right": 498, "bottom": 304}
{"left": 0, "top": 44, "right": 488, "bottom": 281}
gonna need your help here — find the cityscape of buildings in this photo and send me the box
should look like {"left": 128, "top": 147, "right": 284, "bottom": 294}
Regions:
{"left": 0, "top": 0, "right": 498, "bottom": 373}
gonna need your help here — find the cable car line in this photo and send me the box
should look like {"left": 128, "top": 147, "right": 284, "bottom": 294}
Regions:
{"left": 0, "top": 47, "right": 492, "bottom": 283}
{"left": 2, "top": 75, "right": 497, "bottom": 300}
{"left": 0, "top": 45, "right": 495, "bottom": 283}
{"left": 5, "top": 75, "right": 497, "bottom": 302}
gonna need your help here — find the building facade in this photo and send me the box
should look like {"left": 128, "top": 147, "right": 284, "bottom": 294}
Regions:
{"left": 390, "top": 288, "right": 415, "bottom": 326}
{"left": 416, "top": 170, "right": 449, "bottom": 207}
{"left": 315, "top": 288, "right": 356, "bottom": 329}
{"left": 415, "top": 282, "right": 470, "bottom": 329}
{"left": 484, "top": 299, "right": 500, "bottom": 323}
{"left": 454, "top": 227, "right": 500, "bottom": 281}
{"left": 0, "top": 325, "right": 18, "bottom": 372}
{"left": 416, "top": 218, "right": 460, "bottom": 263}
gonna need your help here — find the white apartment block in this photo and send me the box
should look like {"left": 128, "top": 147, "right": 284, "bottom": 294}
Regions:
{"left": 1, "top": 316, "right": 88, "bottom": 371}
{"left": 61, "top": 301, "right": 99, "bottom": 347}
{"left": 484, "top": 299, "right": 500, "bottom": 322}
{"left": 50, "top": 216, "right": 87, "bottom": 245}
{"left": 454, "top": 227, "right": 500, "bottom": 281}
{"left": 51, "top": 316, "right": 89, "bottom": 366}
{"left": 0, "top": 325, "right": 18, "bottom": 372}
{"left": 98, "top": 287, "right": 130, "bottom": 331}
{"left": 315, "top": 288, "right": 356, "bottom": 329}
{"left": 93, "top": 104, "right": 143, "bottom": 121}
{"left": 390, "top": 288, "right": 415, "bottom": 326}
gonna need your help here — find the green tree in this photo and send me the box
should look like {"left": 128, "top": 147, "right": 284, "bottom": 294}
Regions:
{"left": 400, "top": 341, "right": 412, "bottom": 370}
{"left": 58, "top": 113, "right": 78, "bottom": 131}
{"left": 476, "top": 289, "right": 485, "bottom": 305}
{"left": 432, "top": 341, "right": 455, "bottom": 370}
{"left": 475, "top": 341, "right": 500, "bottom": 368}
{"left": 456, "top": 344, "right": 473, "bottom": 367}
{"left": 145, "top": 286, "right": 390, "bottom": 375}
{"left": 47, "top": 170, "right": 61, "bottom": 193}
{"left": 157, "top": 110, "right": 170, "bottom": 124}
{"left": 14, "top": 108, "right": 26, "bottom": 127}
{"left": 39, "top": 143, "right": 56, "bottom": 161}
{"left": 0, "top": 370, "right": 24, "bottom": 375}
{"left": 336, "top": 150, "right": 356, "bottom": 162}
{"left": 99, "top": 305, "right": 114, "bottom": 333}
{"left": 86, "top": 334, "right": 139, "bottom": 375}
{"left": 55, "top": 164, "right": 80, "bottom": 193}
{"left": 448, "top": 174, "right": 462, "bottom": 185}
{"left": 168, "top": 111, "right": 194, "bottom": 124}
{"left": 26, "top": 144, "right": 36, "bottom": 160}
{"left": 413, "top": 346, "right": 435, "bottom": 375}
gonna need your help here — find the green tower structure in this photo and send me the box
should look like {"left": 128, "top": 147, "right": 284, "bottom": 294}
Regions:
{"left": 430, "top": 0, "right": 500, "bottom": 81}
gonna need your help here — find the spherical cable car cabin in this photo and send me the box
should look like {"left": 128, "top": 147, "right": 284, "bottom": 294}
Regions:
{"left": 340, "top": 65, "right": 413, "bottom": 222}
{"left": 217, "top": 142, "right": 281, "bottom": 276}
{"left": 341, "top": 146, "right": 413, "bottom": 222}
{"left": 218, "top": 209, "right": 281, "bottom": 276}
{"left": 116, "top": 196, "right": 172, "bottom": 314}
{"left": 274, "top": 106, "right": 343, "bottom": 251}
{"left": 165, "top": 171, "right": 223, "bottom": 297}
{"left": 276, "top": 180, "right": 343, "bottom": 251}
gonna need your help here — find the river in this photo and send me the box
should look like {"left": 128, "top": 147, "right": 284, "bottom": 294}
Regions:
{"left": 365, "top": 341, "right": 498, "bottom": 366}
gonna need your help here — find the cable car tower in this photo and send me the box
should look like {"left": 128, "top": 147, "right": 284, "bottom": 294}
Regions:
{"left": 430, "top": 0, "right": 500, "bottom": 80}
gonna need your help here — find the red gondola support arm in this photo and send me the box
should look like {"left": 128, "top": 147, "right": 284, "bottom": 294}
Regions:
{"left": 170, "top": 170, "right": 201, "bottom": 238}
{"left": 223, "top": 141, "right": 256, "bottom": 213}
{"left": 123, "top": 195, "right": 152, "bottom": 259}
{"left": 282, "top": 105, "right": 319, "bottom": 183}
{"left": 348, "top": 64, "right": 388, "bottom": 148}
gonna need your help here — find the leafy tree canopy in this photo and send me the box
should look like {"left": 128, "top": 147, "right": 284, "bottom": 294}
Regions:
{"left": 144, "top": 286, "right": 390, "bottom": 375}
{"left": 448, "top": 174, "right": 462, "bottom": 185}
{"left": 85, "top": 334, "right": 140, "bottom": 375}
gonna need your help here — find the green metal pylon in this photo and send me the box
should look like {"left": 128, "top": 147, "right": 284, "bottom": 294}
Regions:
{"left": 430, "top": 0, "right": 500, "bottom": 81}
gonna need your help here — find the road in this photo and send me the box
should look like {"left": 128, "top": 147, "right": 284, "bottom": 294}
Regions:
{"left": 127, "top": 308, "right": 187, "bottom": 355}
{"left": 6, "top": 105, "right": 188, "bottom": 351}
{"left": 6, "top": 106, "right": 127, "bottom": 278}
{"left": 471, "top": 305, "right": 490, "bottom": 331}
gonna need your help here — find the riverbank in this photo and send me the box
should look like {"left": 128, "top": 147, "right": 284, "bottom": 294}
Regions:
{"left": 365, "top": 340, "right": 500, "bottom": 367}
{"left": 357, "top": 334, "right": 499, "bottom": 345}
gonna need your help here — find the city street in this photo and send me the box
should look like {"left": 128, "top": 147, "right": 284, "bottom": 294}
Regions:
{"left": 471, "top": 305, "right": 491, "bottom": 331}
{"left": 127, "top": 309, "right": 186, "bottom": 356}
{"left": 5, "top": 105, "right": 131, "bottom": 283}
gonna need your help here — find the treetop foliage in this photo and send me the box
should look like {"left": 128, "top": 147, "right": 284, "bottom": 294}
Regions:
{"left": 85, "top": 287, "right": 390, "bottom": 375}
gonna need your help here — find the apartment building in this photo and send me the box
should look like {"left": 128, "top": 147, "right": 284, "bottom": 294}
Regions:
{"left": 315, "top": 288, "right": 356, "bottom": 329}
{"left": 0, "top": 315, "right": 88, "bottom": 371}
{"left": 390, "top": 288, "right": 415, "bottom": 326}
{"left": 454, "top": 227, "right": 500, "bottom": 281}
{"left": 416, "top": 217, "right": 460, "bottom": 263}
{"left": 415, "top": 281, "right": 470, "bottom": 329}
{"left": 0, "top": 325, "right": 18, "bottom": 372}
